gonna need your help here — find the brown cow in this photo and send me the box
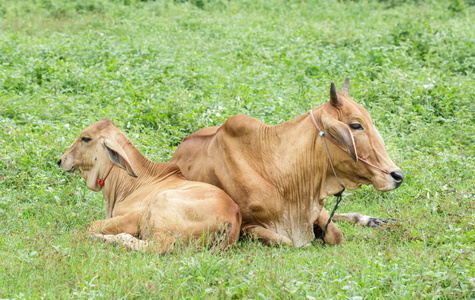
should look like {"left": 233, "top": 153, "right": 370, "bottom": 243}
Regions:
{"left": 171, "top": 78, "right": 403, "bottom": 247}
{"left": 58, "top": 119, "right": 241, "bottom": 253}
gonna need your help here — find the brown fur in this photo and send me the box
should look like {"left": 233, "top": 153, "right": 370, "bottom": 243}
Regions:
{"left": 58, "top": 120, "right": 241, "bottom": 253}
{"left": 171, "top": 80, "right": 402, "bottom": 247}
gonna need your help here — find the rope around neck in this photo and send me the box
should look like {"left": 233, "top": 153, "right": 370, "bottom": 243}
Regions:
{"left": 313, "top": 118, "right": 345, "bottom": 242}
{"left": 97, "top": 139, "right": 129, "bottom": 187}
{"left": 317, "top": 130, "right": 345, "bottom": 242}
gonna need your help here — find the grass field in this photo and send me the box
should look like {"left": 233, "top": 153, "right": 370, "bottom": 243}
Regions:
{"left": 0, "top": 0, "right": 474, "bottom": 298}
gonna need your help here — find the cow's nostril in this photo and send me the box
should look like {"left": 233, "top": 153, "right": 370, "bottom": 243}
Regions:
{"left": 57, "top": 159, "right": 62, "bottom": 166}
{"left": 390, "top": 171, "right": 404, "bottom": 186}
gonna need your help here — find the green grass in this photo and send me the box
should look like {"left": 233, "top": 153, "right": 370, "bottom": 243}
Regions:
{"left": 1, "top": 0, "right": 474, "bottom": 298}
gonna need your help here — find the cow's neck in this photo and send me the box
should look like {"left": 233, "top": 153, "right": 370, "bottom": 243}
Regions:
{"left": 100, "top": 136, "right": 181, "bottom": 218}
{"left": 258, "top": 107, "right": 344, "bottom": 205}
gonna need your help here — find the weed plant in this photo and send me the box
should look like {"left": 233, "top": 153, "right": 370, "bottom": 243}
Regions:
{"left": 0, "top": 0, "right": 474, "bottom": 298}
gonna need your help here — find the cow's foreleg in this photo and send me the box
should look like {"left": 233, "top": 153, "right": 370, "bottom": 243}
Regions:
{"left": 90, "top": 231, "right": 175, "bottom": 254}
{"left": 314, "top": 207, "right": 343, "bottom": 245}
{"left": 88, "top": 214, "right": 140, "bottom": 236}
{"left": 242, "top": 226, "right": 293, "bottom": 247}
{"left": 332, "top": 213, "right": 396, "bottom": 227}
{"left": 91, "top": 233, "right": 150, "bottom": 252}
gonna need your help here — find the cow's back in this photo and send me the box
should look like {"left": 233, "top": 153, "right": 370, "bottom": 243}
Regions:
{"left": 171, "top": 126, "right": 222, "bottom": 186}
{"left": 182, "top": 126, "right": 220, "bottom": 142}
{"left": 171, "top": 115, "right": 264, "bottom": 184}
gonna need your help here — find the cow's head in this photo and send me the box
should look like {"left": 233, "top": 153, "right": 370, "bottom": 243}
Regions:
{"left": 57, "top": 119, "right": 137, "bottom": 191}
{"left": 318, "top": 78, "right": 403, "bottom": 192}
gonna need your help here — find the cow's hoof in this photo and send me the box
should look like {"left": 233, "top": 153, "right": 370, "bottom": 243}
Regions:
{"left": 367, "top": 218, "right": 398, "bottom": 228}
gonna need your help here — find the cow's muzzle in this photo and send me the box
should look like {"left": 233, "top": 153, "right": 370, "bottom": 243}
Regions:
{"left": 57, "top": 158, "right": 75, "bottom": 172}
{"left": 390, "top": 170, "right": 404, "bottom": 188}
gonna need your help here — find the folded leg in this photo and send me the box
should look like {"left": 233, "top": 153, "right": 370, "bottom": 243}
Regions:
{"left": 243, "top": 226, "right": 293, "bottom": 246}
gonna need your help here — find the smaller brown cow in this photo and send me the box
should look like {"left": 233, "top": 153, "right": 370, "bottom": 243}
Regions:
{"left": 58, "top": 119, "right": 241, "bottom": 253}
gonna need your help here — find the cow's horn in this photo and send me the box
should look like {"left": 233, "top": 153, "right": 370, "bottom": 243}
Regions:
{"left": 341, "top": 77, "right": 350, "bottom": 95}
{"left": 330, "top": 82, "right": 339, "bottom": 106}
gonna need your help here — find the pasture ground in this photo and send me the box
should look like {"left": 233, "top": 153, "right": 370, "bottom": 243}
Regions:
{"left": 0, "top": 0, "right": 474, "bottom": 298}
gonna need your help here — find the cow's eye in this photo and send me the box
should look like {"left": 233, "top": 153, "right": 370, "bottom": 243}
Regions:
{"left": 349, "top": 123, "right": 364, "bottom": 130}
{"left": 81, "top": 137, "right": 92, "bottom": 142}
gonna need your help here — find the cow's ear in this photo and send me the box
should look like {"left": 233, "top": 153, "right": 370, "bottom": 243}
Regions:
{"left": 102, "top": 138, "right": 138, "bottom": 177}
{"left": 321, "top": 112, "right": 358, "bottom": 162}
